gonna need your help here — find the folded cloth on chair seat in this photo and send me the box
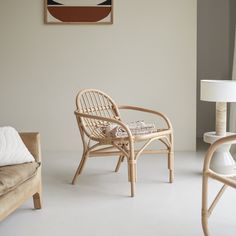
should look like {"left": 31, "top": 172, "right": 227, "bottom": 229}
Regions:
{"left": 104, "top": 121, "right": 156, "bottom": 138}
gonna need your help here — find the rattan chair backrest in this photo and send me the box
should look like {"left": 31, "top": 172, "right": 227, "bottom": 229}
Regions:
{"left": 75, "top": 89, "right": 121, "bottom": 140}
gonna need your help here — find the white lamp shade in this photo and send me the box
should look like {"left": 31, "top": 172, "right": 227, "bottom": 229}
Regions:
{"left": 201, "top": 80, "right": 236, "bottom": 102}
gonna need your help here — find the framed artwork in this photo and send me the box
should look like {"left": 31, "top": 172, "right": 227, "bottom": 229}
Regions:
{"left": 45, "top": 0, "right": 113, "bottom": 24}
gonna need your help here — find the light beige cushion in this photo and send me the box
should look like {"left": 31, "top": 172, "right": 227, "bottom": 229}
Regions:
{"left": 0, "top": 162, "right": 40, "bottom": 197}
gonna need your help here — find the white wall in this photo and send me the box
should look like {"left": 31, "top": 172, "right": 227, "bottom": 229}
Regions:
{"left": 197, "top": 0, "right": 231, "bottom": 137}
{"left": 0, "top": 0, "right": 196, "bottom": 151}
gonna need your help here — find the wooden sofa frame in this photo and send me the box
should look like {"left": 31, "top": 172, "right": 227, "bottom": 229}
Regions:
{"left": 0, "top": 132, "right": 42, "bottom": 221}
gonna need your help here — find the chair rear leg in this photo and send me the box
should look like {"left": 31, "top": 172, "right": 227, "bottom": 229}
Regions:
{"left": 168, "top": 151, "right": 174, "bottom": 183}
{"left": 115, "top": 155, "right": 124, "bottom": 172}
{"left": 167, "top": 133, "right": 174, "bottom": 183}
{"left": 72, "top": 152, "right": 88, "bottom": 185}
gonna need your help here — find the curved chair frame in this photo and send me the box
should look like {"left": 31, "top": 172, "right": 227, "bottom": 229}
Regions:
{"left": 72, "top": 89, "right": 174, "bottom": 197}
{"left": 202, "top": 134, "right": 236, "bottom": 235}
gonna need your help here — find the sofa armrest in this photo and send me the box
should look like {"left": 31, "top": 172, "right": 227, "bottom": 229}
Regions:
{"left": 19, "top": 132, "right": 41, "bottom": 162}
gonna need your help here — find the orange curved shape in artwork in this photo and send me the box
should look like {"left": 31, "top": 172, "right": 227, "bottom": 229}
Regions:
{"left": 48, "top": 6, "right": 111, "bottom": 22}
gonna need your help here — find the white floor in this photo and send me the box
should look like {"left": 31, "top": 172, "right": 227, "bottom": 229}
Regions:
{"left": 0, "top": 150, "right": 236, "bottom": 236}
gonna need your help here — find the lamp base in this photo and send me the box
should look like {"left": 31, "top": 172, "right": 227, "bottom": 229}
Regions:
{"left": 203, "top": 132, "right": 236, "bottom": 175}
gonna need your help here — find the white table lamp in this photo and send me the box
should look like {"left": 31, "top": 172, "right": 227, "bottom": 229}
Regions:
{"left": 201, "top": 80, "right": 236, "bottom": 174}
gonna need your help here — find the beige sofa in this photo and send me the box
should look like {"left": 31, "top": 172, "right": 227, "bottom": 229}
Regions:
{"left": 0, "top": 132, "right": 42, "bottom": 221}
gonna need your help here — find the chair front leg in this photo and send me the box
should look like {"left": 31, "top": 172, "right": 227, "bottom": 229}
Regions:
{"left": 129, "top": 162, "right": 136, "bottom": 197}
{"left": 127, "top": 143, "right": 136, "bottom": 197}
{"left": 202, "top": 175, "right": 210, "bottom": 236}
{"left": 72, "top": 151, "right": 89, "bottom": 185}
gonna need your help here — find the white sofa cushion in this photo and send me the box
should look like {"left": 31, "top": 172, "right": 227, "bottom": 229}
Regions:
{"left": 0, "top": 127, "right": 35, "bottom": 166}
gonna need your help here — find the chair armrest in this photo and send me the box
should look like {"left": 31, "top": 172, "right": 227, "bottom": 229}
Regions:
{"left": 207, "top": 170, "right": 236, "bottom": 188}
{"left": 118, "top": 105, "right": 173, "bottom": 130}
{"left": 74, "top": 111, "right": 133, "bottom": 140}
{"left": 19, "top": 132, "right": 41, "bottom": 162}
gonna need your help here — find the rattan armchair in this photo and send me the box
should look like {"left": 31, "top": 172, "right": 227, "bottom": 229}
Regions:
{"left": 72, "top": 89, "right": 174, "bottom": 197}
{"left": 202, "top": 135, "right": 236, "bottom": 235}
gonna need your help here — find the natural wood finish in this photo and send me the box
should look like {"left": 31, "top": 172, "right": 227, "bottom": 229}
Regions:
{"left": 33, "top": 192, "right": 42, "bottom": 209}
{"left": 0, "top": 132, "right": 42, "bottom": 221}
{"left": 19, "top": 133, "right": 42, "bottom": 209}
{"left": 202, "top": 134, "right": 236, "bottom": 235}
{"left": 89, "top": 149, "right": 169, "bottom": 157}
{"left": 115, "top": 155, "right": 124, "bottom": 172}
{"left": 20, "top": 132, "right": 41, "bottom": 163}
{"left": 72, "top": 89, "right": 174, "bottom": 197}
